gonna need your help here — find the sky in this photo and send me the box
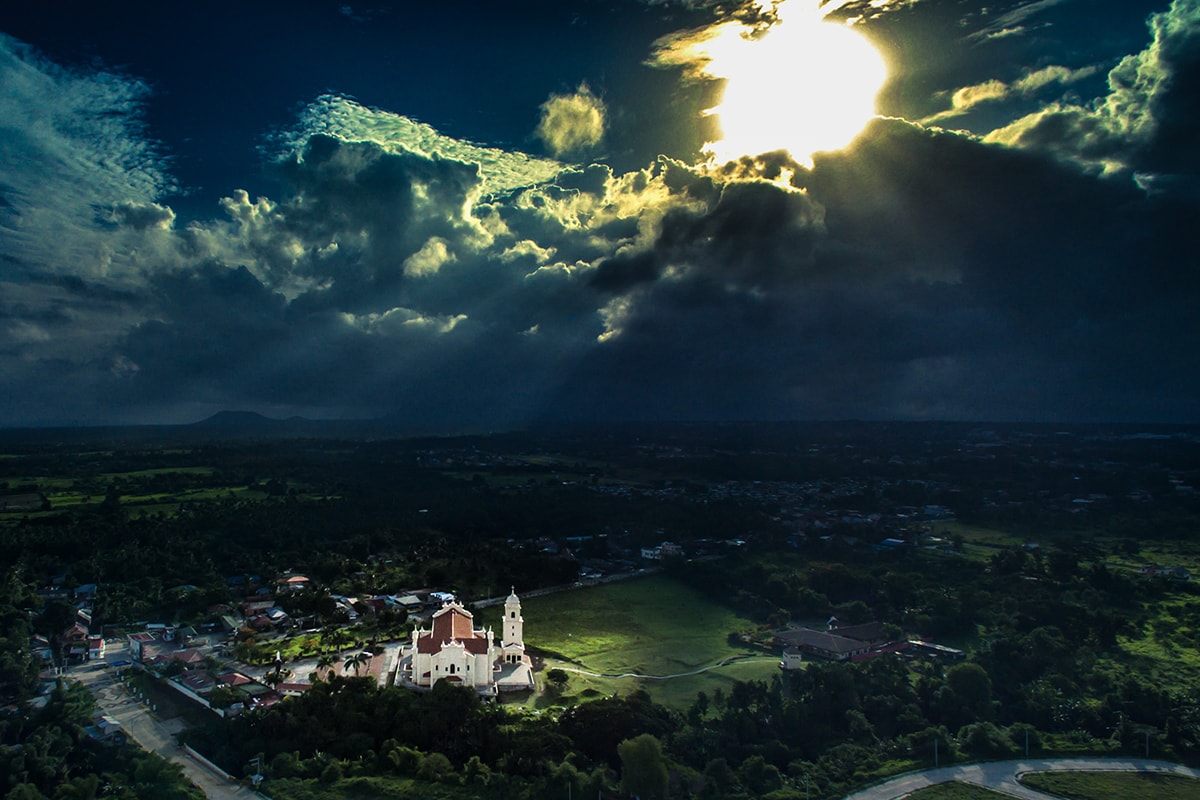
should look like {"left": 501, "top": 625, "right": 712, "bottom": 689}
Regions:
{"left": 2, "top": 0, "right": 1199, "bottom": 429}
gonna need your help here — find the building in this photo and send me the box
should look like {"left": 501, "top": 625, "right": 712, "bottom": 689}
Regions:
{"left": 780, "top": 647, "right": 804, "bottom": 670}
{"left": 405, "top": 589, "right": 533, "bottom": 694}
{"left": 777, "top": 628, "right": 871, "bottom": 661}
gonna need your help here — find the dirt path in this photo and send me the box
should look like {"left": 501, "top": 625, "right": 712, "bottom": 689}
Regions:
{"left": 555, "top": 654, "right": 778, "bottom": 680}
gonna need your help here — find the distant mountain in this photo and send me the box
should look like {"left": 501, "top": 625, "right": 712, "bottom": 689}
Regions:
{"left": 192, "top": 410, "right": 299, "bottom": 428}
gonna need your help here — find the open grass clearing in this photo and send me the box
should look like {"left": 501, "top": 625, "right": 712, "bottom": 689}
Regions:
{"left": 523, "top": 574, "right": 782, "bottom": 709}
{"left": 906, "top": 782, "right": 1011, "bottom": 799}
{"left": 4, "top": 476, "right": 75, "bottom": 491}
{"left": 100, "top": 466, "right": 217, "bottom": 479}
{"left": 1019, "top": 770, "right": 1200, "bottom": 800}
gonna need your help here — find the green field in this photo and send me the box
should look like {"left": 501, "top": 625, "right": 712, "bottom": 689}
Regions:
{"left": 522, "top": 574, "right": 783, "bottom": 709}
{"left": 1020, "top": 770, "right": 1200, "bottom": 800}
{"left": 907, "top": 782, "right": 1011, "bottom": 799}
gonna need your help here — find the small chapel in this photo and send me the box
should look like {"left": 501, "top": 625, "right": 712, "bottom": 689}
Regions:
{"left": 405, "top": 589, "right": 534, "bottom": 694}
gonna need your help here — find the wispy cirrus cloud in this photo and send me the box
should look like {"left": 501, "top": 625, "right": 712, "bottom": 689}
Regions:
{"left": 0, "top": 34, "right": 174, "bottom": 279}
{"left": 966, "top": 0, "right": 1068, "bottom": 43}
{"left": 924, "top": 63, "right": 1101, "bottom": 123}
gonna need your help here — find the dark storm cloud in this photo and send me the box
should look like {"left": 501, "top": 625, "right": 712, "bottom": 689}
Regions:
{"left": 545, "top": 117, "right": 1200, "bottom": 422}
{"left": 3, "top": 3, "right": 1199, "bottom": 426}
{"left": 590, "top": 178, "right": 823, "bottom": 294}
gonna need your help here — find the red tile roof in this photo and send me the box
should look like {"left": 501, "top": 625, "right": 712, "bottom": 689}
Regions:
{"left": 217, "top": 672, "right": 253, "bottom": 686}
{"left": 416, "top": 604, "right": 489, "bottom": 655}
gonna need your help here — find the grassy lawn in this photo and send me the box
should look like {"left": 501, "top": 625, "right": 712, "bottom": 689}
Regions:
{"left": 1020, "top": 771, "right": 1200, "bottom": 800}
{"left": 523, "top": 574, "right": 782, "bottom": 709}
{"left": 906, "top": 782, "right": 1012, "bottom": 799}
{"left": 933, "top": 521, "right": 1029, "bottom": 549}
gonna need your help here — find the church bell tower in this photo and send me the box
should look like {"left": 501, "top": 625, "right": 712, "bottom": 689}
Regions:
{"left": 502, "top": 588, "right": 524, "bottom": 648}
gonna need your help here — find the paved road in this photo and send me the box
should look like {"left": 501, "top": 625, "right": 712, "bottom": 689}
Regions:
{"left": 71, "top": 666, "right": 257, "bottom": 800}
{"left": 842, "top": 757, "right": 1200, "bottom": 800}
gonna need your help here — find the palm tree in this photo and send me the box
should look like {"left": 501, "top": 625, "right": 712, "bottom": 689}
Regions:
{"left": 313, "top": 653, "right": 336, "bottom": 682}
{"left": 343, "top": 650, "right": 370, "bottom": 676}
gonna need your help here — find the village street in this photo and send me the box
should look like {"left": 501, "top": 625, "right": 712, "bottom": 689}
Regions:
{"left": 841, "top": 757, "right": 1200, "bottom": 800}
{"left": 71, "top": 665, "right": 258, "bottom": 800}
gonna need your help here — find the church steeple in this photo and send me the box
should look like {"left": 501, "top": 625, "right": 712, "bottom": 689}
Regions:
{"left": 502, "top": 587, "right": 524, "bottom": 647}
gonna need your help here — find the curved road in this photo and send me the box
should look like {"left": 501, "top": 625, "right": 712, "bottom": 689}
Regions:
{"left": 842, "top": 757, "right": 1200, "bottom": 800}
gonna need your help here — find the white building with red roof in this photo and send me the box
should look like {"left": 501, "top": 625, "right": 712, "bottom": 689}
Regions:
{"left": 406, "top": 590, "right": 533, "bottom": 694}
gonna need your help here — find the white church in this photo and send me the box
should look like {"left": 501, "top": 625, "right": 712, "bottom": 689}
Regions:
{"left": 402, "top": 589, "right": 534, "bottom": 694}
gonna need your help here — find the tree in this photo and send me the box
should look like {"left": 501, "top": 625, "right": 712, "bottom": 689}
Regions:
{"left": 946, "top": 662, "right": 993, "bottom": 721}
{"left": 617, "top": 734, "right": 669, "bottom": 800}
{"left": 416, "top": 752, "right": 455, "bottom": 783}
{"left": 343, "top": 651, "right": 369, "bottom": 676}
{"left": 312, "top": 653, "right": 336, "bottom": 681}
{"left": 33, "top": 600, "right": 77, "bottom": 640}
{"left": 546, "top": 668, "right": 569, "bottom": 694}
{"left": 738, "top": 755, "right": 783, "bottom": 795}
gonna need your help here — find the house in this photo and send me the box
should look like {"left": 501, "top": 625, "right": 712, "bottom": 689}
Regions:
{"left": 278, "top": 574, "right": 312, "bottom": 592}
{"left": 774, "top": 628, "right": 871, "bottom": 661}
{"left": 907, "top": 640, "right": 965, "bottom": 661}
{"left": 216, "top": 671, "right": 255, "bottom": 688}
{"left": 406, "top": 589, "right": 533, "bottom": 694}
{"left": 1138, "top": 564, "right": 1192, "bottom": 581}
{"left": 180, "top": 671, "right": 216, "bottom": 695}
{"left": 88, "top": 636, "right": 106, "bottom": 660}
{"left": 831, "top": 621, "right": 889, "bottom": 645}
{"left": 84, "top": 714, "right": 126, "bottom": 745}
{"left": 60, "top": 622, "right": 91, "bottom": 663}
{"left": 393, "top": 594, "right": 424, "bottom": 612}
{"left": 127, "top": 632, "right": 164, "bottom": 663}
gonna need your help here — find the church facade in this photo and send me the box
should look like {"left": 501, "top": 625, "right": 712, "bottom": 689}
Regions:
{"left": 405, "top": 590, "right": 534, "bottom": 694}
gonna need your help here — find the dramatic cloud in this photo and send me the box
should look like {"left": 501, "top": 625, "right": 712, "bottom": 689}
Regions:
{"left": 928, "top": 64, "right": 1101, "bottom": 122}
{"left": 2, "top": 1, "right": 1199, "bottom": 426}
{"left": 966, "top": 0, "right": 1068, "bottom": 43}
{"left": 279, "top": 95, "right": 564, "bottom": 196}
{"left": 536, "top": 83, "right": 607, "bottom": 158}
{"left": 985, "top": 0, "right": 1200, "bottom": 174}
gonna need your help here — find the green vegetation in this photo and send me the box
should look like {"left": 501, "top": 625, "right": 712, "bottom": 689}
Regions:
{"left": 0, "top": 570, "right": 205, "bottom": 799}
{"left": 1020, "top": 771, "right": 1200, "bottom": 800}
{"left": 527, "top": 575, "right": 780, "bottom": 708}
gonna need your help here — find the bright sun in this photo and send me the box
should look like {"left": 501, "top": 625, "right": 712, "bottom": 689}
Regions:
{"left": 696, "top": 1, "right": 887, "bottom": 167}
